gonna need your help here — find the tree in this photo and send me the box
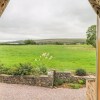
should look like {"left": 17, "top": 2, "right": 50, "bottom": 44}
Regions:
{"left": 86, "top": 25, "right": 96, "bottom": 48}
{"left": 24, "top": 40, "right": 36, "bottom": 45}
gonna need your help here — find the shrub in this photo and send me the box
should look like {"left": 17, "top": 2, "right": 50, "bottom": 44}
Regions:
{"left": 0, "top": 62, "right": 48, "bottom": 76}
{"left": 39, "top": 66, "right": 47, "bottom": 75}
{"left": 0, "top": 64, "right": 10, "bottom": 75}
{"left": 75, "top": 69, "right": 86, "bottom": 76}
{"left": 24, "top": 40, "right": 36, "bottom": 45}
{"left": 54, "top": 79, "right": 65, "bottom": 86}
{"left": 31, "top": 67, "right": 41, "bottom": 76}
{"left": 12, "top": 63, "right": 33, "bottom": 76}
{"left": 55, "top": 42, "right": 64, "bottom": 45}
{"left": 78, "top": 79, "right": 86, "bottom": 84}
{"left": 34, "top": 52, "right": 53, "bottom": 74}
{"left": 69, "top": 83, "right": 81, "bottom": 89}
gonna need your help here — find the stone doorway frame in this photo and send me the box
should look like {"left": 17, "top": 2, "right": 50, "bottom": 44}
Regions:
{"left": 0, "top": 0, "right": 100, "bottom": 99}
{"left": 0, "top": 0, "right": 9, "bottom": 16}
{"left": 88, "top": 0, "right": 99, "bottom": 100}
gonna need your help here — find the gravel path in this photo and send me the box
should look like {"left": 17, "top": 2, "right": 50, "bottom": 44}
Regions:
{"left": 0, "top": 83, "right": 86, "bottom": 100}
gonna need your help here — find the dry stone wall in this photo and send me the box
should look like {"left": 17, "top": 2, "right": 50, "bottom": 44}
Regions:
{"left": 0, "top": 74, "right": 54, "bottom": 88}
{"left": 0, "top": 71, "right": 89, "bottom": 88}
{"left": 54, "top": 71, "right": 86, "bottom": 83}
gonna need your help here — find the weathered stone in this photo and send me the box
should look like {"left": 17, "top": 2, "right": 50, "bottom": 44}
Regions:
{"left": 89, "top": 0, "right": 100, "bottom": 17}
{"left": 0, "top": 74, "right": 53, "bottom": 88}
{"left": 0, "top": 71, "right": 90, "bottom": 88}
{"left": 86, "top": 78, "right": 96, "bottom": 100}
{"left": 0, "top": 0, "right": 9, "bottom": 16}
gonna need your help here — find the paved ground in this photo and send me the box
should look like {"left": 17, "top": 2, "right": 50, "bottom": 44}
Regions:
{"left": 0, "top": 83, "right": 86, "bottom": 100}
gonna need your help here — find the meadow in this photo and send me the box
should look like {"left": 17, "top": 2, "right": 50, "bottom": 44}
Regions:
{"left": 0, "top": 45, "right": 96, "bottom": 73}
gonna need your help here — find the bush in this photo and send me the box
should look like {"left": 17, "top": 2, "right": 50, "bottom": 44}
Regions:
{"left": 39, "top": 66, "right": 47, "bottom": 75}
{"left": 54, "top": 79, "right": 65, "bottom": 86}
{"left": 75, "top": 69, "right": 86, "bottom": 76}
{"left": 69, "top": 83, "right": 81, "bottom": 89}
{"left": 78, "top": 79, "right": 86, "bottom": 84}
{"left": 0, "top": 64, "right": 10, "bottom": 75}
{"left": 55, "top": 42, "right": 64, "bottom": 45}
{"left": 12, "top": 63, "right": 34, "bottom": 76}
{"left": 34, "top": 52, "right": 53, "bottom": 75}
{"left": 0, "top": 62, "right": 48, "bottom": 76}
{"left": 24, "top": 40, "right": 36, "bottom": 45}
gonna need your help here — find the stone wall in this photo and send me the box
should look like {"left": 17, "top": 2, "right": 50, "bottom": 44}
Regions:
{"left": 54, "top": 71, "right": 71, "bottom": 80}
{"left": 86, "top": 78, "right": 96, "bottom": 100}
{"left": 36, "top": 75, "right": 53, "bottom": 87}
{"left": 0, "top": 75, "right": 36, "bottom": 85}
{"left": 0, "top": 74, "right": 54, "bottom": 88}
{"left": 0, "top": 71, "right": 89, "bottom": 88}
{"left": 54, "top": 71, "right": 86, "bottom": 83}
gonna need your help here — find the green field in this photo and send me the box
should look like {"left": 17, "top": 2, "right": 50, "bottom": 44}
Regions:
{"left": 0, "top": 45, "right": 96, "bottom": 73}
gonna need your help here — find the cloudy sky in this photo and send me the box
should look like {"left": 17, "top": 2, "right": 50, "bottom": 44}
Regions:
{"left": 0, "top": 0, "right": 96, "bottom": 41}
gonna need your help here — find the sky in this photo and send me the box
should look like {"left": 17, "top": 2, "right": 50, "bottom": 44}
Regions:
{"left": 0, "top": 0, "right": 96, "bottom": 41}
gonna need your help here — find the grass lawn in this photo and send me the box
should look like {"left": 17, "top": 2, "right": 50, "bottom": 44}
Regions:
{"left": 0, "top": 45, "right": 96, "bottom": 73}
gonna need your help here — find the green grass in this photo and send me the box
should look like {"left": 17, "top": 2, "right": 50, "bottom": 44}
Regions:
{"left": 0, "top": 45, "right": 96, "bottom": 73}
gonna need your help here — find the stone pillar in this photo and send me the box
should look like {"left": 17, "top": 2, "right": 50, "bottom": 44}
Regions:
{"left": 97, "top": 16, "right": 100, "bottom": 100}
{"left": 48, "top": 70, "right": 55, "bottom": 88}
{"left": 88, "top": 0, "right": 100, "bottom": 99}
{"left": 86, "top": 78, "right": 96, "bottom": 100}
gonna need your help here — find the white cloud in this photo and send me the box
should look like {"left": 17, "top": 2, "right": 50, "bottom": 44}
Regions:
{"left": 0, "top": 0, "right": 96, "bottom": 41}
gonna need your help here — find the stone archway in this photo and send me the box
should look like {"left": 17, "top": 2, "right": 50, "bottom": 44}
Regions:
{"left": 0, "top": 0, "right": 100, "bottom": 99}
{"left": 0, "top": 0, "right": 9, "bottom": 16}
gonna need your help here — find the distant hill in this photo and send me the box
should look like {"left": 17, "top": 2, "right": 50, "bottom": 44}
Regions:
{"left": 35, "top": 38, "right": 86, "bottom": 45}
{"left": 0, "top": 38, "right": 86, "bottom": 45}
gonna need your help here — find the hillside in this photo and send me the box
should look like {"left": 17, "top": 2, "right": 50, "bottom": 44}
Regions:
{"left": 0, "top": 38, "right": 86, "bottom": 45}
